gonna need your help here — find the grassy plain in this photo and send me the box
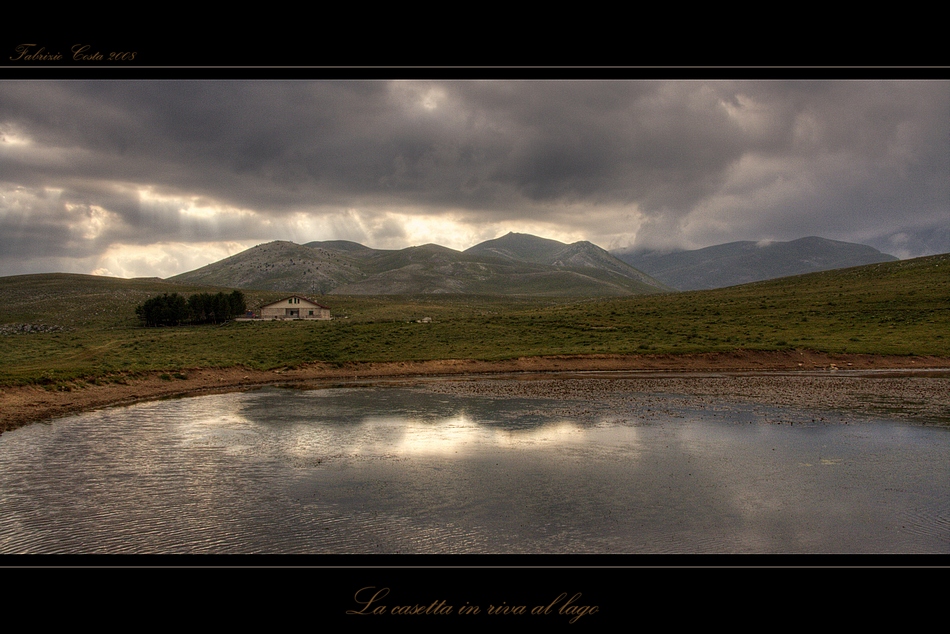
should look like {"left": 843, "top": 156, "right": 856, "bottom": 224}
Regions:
{"left": 0, "top": 254, "right": 947, "bottom": 388}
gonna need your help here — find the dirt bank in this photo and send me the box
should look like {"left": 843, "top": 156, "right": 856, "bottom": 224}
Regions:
{"left": 2, "top": 350, "right": 949, "bottom": 434}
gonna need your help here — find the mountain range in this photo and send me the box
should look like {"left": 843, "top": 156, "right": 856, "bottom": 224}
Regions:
{"left": 611, "top": 236, "right": 898, "bottom": 291}
{"left": 168, "top": 233, "right": 900, "bottom": 296}
{"left": 168, "top": 232, "right": 670, "bottom": 296}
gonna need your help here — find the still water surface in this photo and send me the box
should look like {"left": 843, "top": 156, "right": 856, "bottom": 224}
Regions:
{"left": 1, "top": 383, "right": 947, "bottom": 554}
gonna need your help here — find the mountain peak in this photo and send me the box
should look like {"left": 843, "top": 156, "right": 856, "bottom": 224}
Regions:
{"left": 465, "top": 233, "right": 569, "bottom": 264}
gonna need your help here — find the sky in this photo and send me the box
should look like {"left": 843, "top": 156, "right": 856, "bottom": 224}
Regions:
{"left": 0, "top": 79, "right": 947, "bottom": 279}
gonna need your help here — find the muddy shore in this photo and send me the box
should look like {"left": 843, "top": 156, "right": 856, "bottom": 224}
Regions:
{"left": 3, "top": 350, "right": 950, "bottom": 434}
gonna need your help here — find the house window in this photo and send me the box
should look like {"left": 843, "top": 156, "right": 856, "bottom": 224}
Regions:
{"left": 309, "top": 310, "right": 313, "bottom": 315}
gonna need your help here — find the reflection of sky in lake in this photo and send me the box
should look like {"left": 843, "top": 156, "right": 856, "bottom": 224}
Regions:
{"left": 0, "top": 385, "right": 947, "bottom": 554}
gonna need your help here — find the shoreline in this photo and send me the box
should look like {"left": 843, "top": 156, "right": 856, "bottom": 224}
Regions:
{"left": 3, "top": 349, "right": 950, "bottom": 434}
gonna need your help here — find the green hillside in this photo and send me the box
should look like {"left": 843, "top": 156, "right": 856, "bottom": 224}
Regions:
{"left": 0, "top": 254, "right": 947, "bottom": 387}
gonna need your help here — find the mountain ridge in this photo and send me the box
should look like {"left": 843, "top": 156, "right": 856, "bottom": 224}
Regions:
{"left": 167, "top": 233, "right": 900, "bottom": 296}
{"left": 168, "top": 233, "right": 671, "bottom": 296}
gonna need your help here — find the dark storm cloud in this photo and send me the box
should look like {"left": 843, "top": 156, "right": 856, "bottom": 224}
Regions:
{"left": 0, "top": 79, "right": 947, "bottom": 276}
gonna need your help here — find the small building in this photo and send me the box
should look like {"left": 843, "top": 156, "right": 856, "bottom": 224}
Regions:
{"left": 259, "top": 296, "right": 331, "bottom": 320}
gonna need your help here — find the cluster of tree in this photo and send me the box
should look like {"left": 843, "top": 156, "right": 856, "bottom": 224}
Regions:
{"left": 135, "top": 291, "right": 247, "bottom": 326}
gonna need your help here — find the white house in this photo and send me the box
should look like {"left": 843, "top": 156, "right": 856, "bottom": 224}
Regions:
{"left": 259, "top": 296, "right": 331, "bottom": 320}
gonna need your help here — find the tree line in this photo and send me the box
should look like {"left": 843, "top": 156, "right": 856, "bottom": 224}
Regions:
{"left": 135, "top": 291, "right": 247, "bottom": 326}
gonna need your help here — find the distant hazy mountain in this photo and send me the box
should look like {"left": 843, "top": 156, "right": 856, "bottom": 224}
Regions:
{"left": 168, "top": 233, "right": 670, "bottom": 296}
{"left": 863, "top": 224, "right": 950, "bottom": 260}
{"left": 612, "top": 236, "right": 898, "bottom": 291}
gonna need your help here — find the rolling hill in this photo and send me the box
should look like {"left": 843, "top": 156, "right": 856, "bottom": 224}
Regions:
{"left": 1, "top": 253, "right": 948, "bottom": 391}
{"left": 612, "top": 236, "right": 898, "bottom": 290}
{"left": 168, "top": 233, "right": 671, "bottom": 296}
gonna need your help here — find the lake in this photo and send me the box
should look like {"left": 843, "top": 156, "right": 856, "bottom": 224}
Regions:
{"left": 1, "top": 375, "right": 947, "bottom": 554}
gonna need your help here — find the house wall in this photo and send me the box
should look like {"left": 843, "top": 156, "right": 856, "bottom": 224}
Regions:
{"left": 306, "top": 308, "right": 331, "bottom": 320}
{"left": 260, "top": 297, "right": 331, "bottom": 320}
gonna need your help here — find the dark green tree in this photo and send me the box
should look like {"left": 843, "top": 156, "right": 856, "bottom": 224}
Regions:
{"left": 135, "top": 293, "right": 189, "bottom": 326}
{"left": 137, "top": 290, "right": 245, "bottom": 326}
{"left": 228, "top": 290, "right": 247, "bottom": 317}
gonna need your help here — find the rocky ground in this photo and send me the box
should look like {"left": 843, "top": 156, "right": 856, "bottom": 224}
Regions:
{"left": 418, "top": 372, "right": 950, "bottom": 426}
{"left": 0, "top": 323, "right": 67, "bottom": 335}
{"left": 2, "top": 350, "right": 949, "bottom": 434}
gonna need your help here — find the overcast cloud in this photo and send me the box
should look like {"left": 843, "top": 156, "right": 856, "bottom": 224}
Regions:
{"left": 0, "top": 79, "right": 947, "bottom": 278}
